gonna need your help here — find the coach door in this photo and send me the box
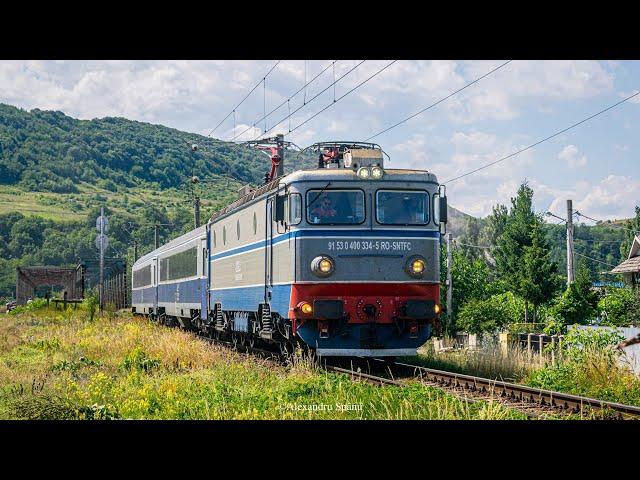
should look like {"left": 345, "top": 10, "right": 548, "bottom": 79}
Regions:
{"left": 152, "top": 257, "right": 158, "bottom": 315}
{"left": 265, "top": 198, "right": 274, "bottom": 303}
{"left": 200, "top": 237, "right": 208, "bottom": 320}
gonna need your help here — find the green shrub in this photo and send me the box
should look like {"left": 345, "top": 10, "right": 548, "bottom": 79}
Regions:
{"left": 8, "top": 298, "right": 48, "bottom": 315}
{"left": 457, "top": 296, "right": 511, "bottom": 334}
{"left": 598, "top": 287, "right": 638, "bottom": 326}
{"left": 82, "top": 291, "right": 99, "bottom": 322}
{"left": 122, "top": 346, "right": 161, "bottom": 373}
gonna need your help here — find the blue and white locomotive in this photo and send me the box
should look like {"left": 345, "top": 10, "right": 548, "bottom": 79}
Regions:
{"left": 132, "top": 140, "right": 448, "bottom": 357}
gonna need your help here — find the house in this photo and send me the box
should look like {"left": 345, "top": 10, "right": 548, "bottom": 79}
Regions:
{"left": 610, "top": 235, "right": 640, "bottom": 287}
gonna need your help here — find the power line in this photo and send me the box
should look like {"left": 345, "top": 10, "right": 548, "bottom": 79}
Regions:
{"left": 444, "top": 90, "right": 640, "bottom": 184}
{"left": 574, "top": 211, "right": 640, "bottom": 235}
{"left": 365, "top": 60, "right": 512, "bottom": 141}
{"left": 230, "top": 60, "right": 337, "bottom": 141}
{"left": 574, "top": 251, "right": 619, "bottom": 269}
{"left": 207, "top": 61, "right": 280, "bottom": 138}
{"left": 455, "top": 241, "right": 493, "bottom": 249}
{"left": 256, "top": 60, "right": 367, "bottom": 140}
{"left": 289, "top": 60, "right": 398, "bottom": 134}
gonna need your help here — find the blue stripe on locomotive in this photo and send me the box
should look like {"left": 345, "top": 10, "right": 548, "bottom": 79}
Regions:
{"left": 209, "top": 284, "right": 292, "bottom": 317}
{"left": 210, "top": 229, "right": 439, "bottom": 261}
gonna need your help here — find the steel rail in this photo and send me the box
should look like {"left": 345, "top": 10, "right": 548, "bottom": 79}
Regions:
{"left": 133, "top": 315, "right": 640, "bottom": 419}
{"left": 391, "top": 361, "right": 640, "bottom": 419}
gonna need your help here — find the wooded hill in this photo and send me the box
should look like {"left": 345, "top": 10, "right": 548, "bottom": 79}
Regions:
{"left": 0, "top": 103, "right": 636, "bottom": 300}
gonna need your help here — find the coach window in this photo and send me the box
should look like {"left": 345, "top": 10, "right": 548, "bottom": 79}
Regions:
{"left": 290, "top": 193, "right": 302, "bottom": 225}
{"left": 223, "top": 226, "right": 226, "bottom": 245}
{"left": 213, "top": 230, "right": 216, "bottom": 249}
{"left": 253, "top": 212, "right": 257, "bottom": 235}
{"left": 237, "top": 219, "right": 241, "bottom": 240}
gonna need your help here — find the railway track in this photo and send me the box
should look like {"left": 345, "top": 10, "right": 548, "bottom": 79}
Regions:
{"left": 144, "top": 316, "right": 640, "bottom": 419}
{"left": 327, "top": 359, "right": 640, "bottom": 419}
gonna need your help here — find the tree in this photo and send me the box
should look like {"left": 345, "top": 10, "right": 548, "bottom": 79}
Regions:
{"left": 598, "top": 287, "right": 638, "bottom": 326}
{"left": 520, "top": 220, "right": 560, "bottom": 321}
{"left": 440, "top": 247, "right": 499, "bottom": 333}
{"left": 493, "top": 181, "right": 558, "bottom": 321}
{"left": 550, "top": 262, "right": 599, "bottom": 327}
{"left": 457, "top": 296, "right": 510, "bottom": 334}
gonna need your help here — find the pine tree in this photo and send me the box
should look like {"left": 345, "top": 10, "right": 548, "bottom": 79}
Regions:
{"left": 521, "top": 219, "right": 559, "bottom": 321}
{"left": 494, "top": 181, "right": 558, "bottom": 322}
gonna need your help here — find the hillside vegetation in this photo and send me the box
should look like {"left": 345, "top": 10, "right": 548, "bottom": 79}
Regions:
{"left": 0, "top": 103, "right": 277, "bottom": 191}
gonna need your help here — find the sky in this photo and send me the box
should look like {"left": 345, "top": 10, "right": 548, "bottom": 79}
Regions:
{"left": 1, "top": 59, "right": 638, "bottom": 221}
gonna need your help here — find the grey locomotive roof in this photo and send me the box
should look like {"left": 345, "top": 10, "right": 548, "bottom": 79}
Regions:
{"left": 134, "top": 224, "right": 206, "bottom": 268}
{"left": 208, "top": 167, "right": 439, "bottom": 224}
{"left": 284, "top": 168, "right": 437, "bottom": 183}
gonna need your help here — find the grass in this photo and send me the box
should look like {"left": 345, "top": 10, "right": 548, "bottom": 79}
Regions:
{"left": 0, "top": 304, "right": 529, "bottom": 420}
{"left": 524, "top": 341, "right": 640, "bottom": 406}
{"left": 411, "top": 335, "right": 640, "bottom": 408}
{"left": 410, "top": 337, "right": 542, "bottom": 382}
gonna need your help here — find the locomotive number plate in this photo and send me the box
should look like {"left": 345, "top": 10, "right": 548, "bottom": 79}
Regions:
{"left": 327, "top": 240, "right": 413, "bottom": 252}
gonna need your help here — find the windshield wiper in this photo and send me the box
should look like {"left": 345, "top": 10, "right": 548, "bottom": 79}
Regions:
{"left": 308, "top": 182, "right": 332, "bottom": 207}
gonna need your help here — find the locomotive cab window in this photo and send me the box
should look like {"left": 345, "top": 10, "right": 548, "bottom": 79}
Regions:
{"left": 306, "top": 189, "right": 365, "bottom": 225}
{"left": 290, "top": 193, "right": 302, "bottom": 225}
{"left": 376, "top": 190, "right": 429, "bottom": 225}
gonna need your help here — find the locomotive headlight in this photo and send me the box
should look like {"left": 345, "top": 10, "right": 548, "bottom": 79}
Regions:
{"left": 299, "top": 302, "right": 313, "bottom": 315}
{"left": 311, "top": 255, "right": 335, "bottom": 277}
{"left": 405, "top": 256, "right": 426, "bottom": 277}
{"left": 434, "top": 303, "right": 441, "bottom": 315}
{"left": 356, "top": 167, "right": 370, "bottom": 179}
{"left": 370, "top": 166, "right": 384, "bottom": 179}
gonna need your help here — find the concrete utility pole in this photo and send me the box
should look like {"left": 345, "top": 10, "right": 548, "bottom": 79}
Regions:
{"left": 99, "top": 207, "right": 105, "bottom": 311}
{"left": 566, "top": 199, "right": 575, "bottom": 285}
{"left": 154, "top": 224, "right": 159, "bottom": 250}
{"left": 133, "top": 241, "right": 138, "bottom": 262}
{"left": 446, "top": 232, "right": 453, "bottom": 335}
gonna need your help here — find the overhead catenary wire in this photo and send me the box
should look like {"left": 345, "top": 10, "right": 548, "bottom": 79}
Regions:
{"left": 255, "top": 60, "right": 367, "bottom": 140}
{"left": 574, "top": 211, "right": 640, "bottom": 235}
{"left": 230, "top": 60, "right": 337, "bottom": 142}
{"left": 365, "top": 60, "right": 513, "bottom": 141}
{"left": 207, "top": 60, "right": 280, "bottom": 138}
{"left": 455, "top": 241, "right": 493, "bottom": 249}
{"left": 574, "top": 251, "right": 619, "bottom": 269}
{"left": 288, "top": 60, "right": 398, "bottom": 134}
{"left": 443, "top": 90, "right": 640, "bottom": 184}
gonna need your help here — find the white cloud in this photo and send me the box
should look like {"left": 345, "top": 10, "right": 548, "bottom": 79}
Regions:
{"left": 558, "top": 144, "right": 587, "bottom": 168}
{"left": 543, "top": 176, "right": 640, "bottom": 222}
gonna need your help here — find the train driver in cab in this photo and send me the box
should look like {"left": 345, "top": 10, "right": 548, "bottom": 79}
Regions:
{"left": 310, "top": 195, "right": 337, "bottom": 222}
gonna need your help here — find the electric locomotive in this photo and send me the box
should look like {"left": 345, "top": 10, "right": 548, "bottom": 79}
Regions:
{"left": 131, "top": 139, "right": 448, "bottom": 357}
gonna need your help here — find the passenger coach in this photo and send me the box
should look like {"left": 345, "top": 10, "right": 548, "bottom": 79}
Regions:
{"left": 132, "top": 141, "right": 448, "bottom": 358}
